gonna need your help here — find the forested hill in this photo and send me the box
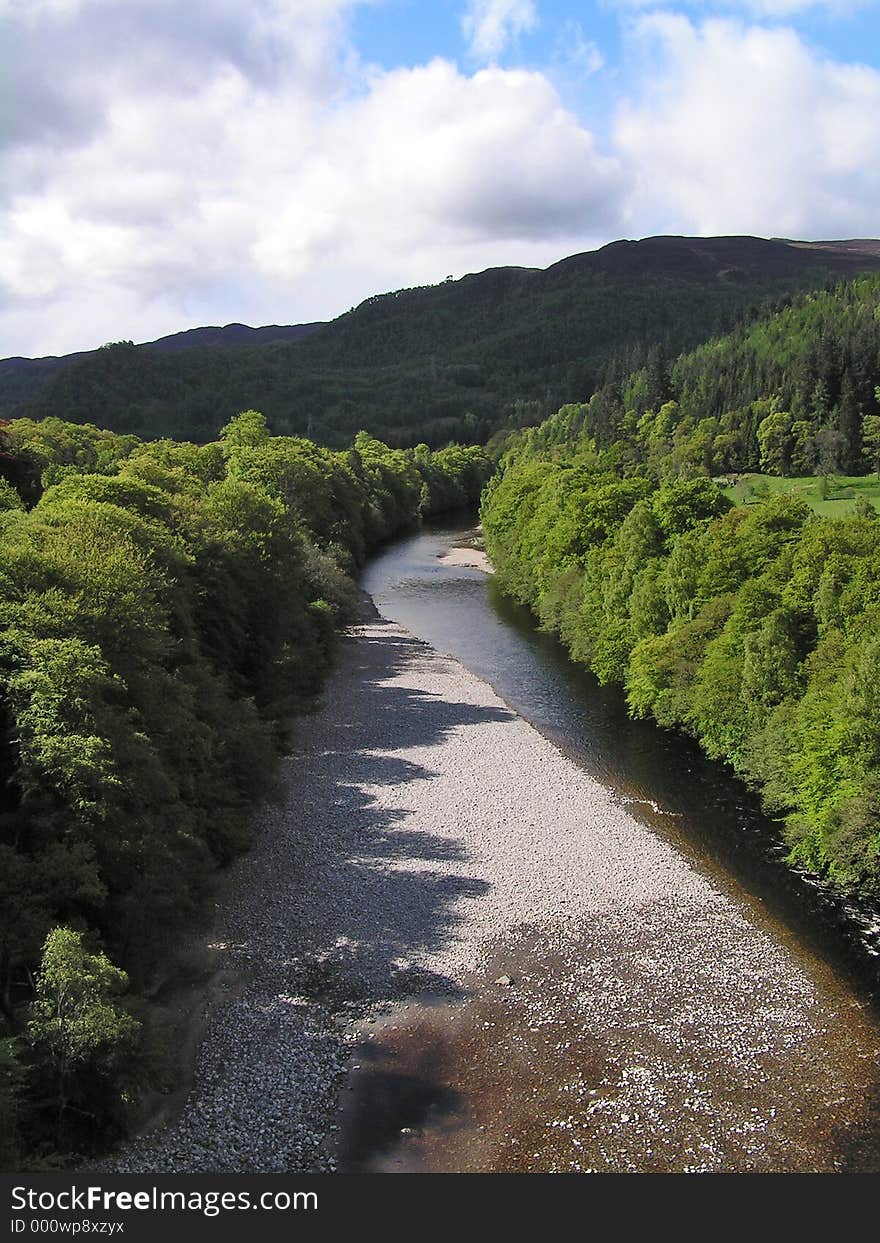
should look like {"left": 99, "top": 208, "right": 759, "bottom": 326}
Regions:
{"left": 0, "top": 320, "right": 324, "bottom": 414}
{"left": 481, "top": 268, "right": 880, "bottom": 907}
{"left": 512, "top": 270, "right": 880, "bottom": 479}
{"left": 5, "top": 235, "right": 880, "bottom": 449}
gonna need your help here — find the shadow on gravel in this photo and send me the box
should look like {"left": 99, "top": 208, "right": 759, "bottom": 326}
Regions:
{"left": 336, "top": 1026, "right": 463, "bottom": 1172}
{"left": 285, "top": 618, "right": 509, "bottom": 1003}
{"left": 830, "top": 1073, "right": 880, "bottom": 1171}
{"left": 364, "top": 828, "right": 469, "bottom": 862}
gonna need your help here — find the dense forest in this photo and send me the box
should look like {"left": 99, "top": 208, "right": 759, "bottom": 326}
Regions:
{"left": 511, "top": 273, "right": 880, "bottom": 480}
{"left": 0, "top": 412, "right": 489, "bottom": 1167}
{"left": 482, "top": 274, "right": 880, "bottom": 911}
{"left": 4, "top": 236, "right": 880, "bottom": 450}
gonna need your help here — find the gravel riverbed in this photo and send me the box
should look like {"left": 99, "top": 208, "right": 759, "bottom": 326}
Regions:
{"left": 105, "top": 611, "right": 880, "bottom": 1174}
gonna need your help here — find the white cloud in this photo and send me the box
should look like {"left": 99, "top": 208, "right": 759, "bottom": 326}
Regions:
{"left": 559, "top": 20, "right": 605, "bottom": 74}
{"left": 6, "top": 2, "right": 880, "bottom": 361}
{"left": 0, "top": 0, "right": 623, "bottom": 356}
{"left": 745, "top": 0, "right": 860, "bottom": 13}
{"left": 0, "top": 0, "right": 86, "bottom": 16}
{"left": 616, "top": 15, "right": 880, "bottom": 239}
{"left": 256, "top": 60, "right": 623, "bottom": 260}
{"left": 461, "top": 0, "right": 538, "bottom": 61}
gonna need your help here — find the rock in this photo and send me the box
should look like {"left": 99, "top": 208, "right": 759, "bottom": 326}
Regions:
{"left": 494, "top": 974, "right": 514, "bottom": 987}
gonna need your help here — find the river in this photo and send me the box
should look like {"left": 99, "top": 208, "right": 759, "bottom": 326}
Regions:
{"left": 337, "top": 515, "right": 880, "bottom": 1172}
{"left": 363, "top": 518, "right": 880, "bottom": 990}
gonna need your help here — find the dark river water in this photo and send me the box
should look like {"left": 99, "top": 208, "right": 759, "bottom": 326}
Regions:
{"left": 362, "top": 517, "right": 880, "bottom": 998}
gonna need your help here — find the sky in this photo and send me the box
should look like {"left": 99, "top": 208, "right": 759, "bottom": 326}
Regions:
{"left": 2, "top": 0, "right": 880, "bottom": 357}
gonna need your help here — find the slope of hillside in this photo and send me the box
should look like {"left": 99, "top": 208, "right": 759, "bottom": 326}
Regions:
{"left": 514, "top": 269, "right": 880, "bottom": 481}
{"left": 5, "top": 235, "right": 880, "bottom": 447}
{"left": 144, "top": 321, "right": 325, "bottom": 354}
{"left": 0, "top": 321, "right": 325, "bottom": 409}
{"left": 480, "top": 272, "right": 880, "bottom": 900}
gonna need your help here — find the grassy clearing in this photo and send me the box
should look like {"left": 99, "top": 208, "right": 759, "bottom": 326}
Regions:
{"left": 719, "top": 473, "right": 880, "bottom": 516}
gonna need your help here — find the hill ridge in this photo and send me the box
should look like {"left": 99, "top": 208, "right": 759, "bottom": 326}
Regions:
{"left": 4, "top": 233, "right": 880, "bottom": 448}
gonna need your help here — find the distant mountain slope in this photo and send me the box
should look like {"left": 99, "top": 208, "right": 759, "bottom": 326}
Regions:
{"left": 0, "top": 320, "right": 324, "bottom": 406}
{"left": 510, "top": 268, "right": 880, "bottom": 481}
{"left": 5, "top": 235, "right": 880, "bottom": 447}
{"left": 143, "top": 320, "right": 325, "bottom": 353}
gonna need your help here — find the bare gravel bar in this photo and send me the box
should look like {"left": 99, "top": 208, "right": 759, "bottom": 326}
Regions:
{"left": 107, "top": 613, "right": 880, "bottom": 1174}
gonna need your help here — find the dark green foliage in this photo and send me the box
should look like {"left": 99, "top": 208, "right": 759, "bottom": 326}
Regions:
{"left": 6, "top": 238, "right": 880, "bottom": 449}
{"left": 0, "top": 413, "right": 489, "bottom": 1164}
{"left": 0, "top": 1038, "right": 25, "bottom": 1167}
{"left": 507, "top": 274, "right": 880, "bottom": 486}
{"left": 26, "top": 928, "right": 141, "bottom": 1153}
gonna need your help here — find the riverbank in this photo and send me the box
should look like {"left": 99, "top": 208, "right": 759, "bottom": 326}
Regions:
{"left": 435, "top": 525, "right": 493, "bottom": 573}
{"left": 104, "top": 606, "right": 880, "bottom": 1173}
{"left": 436, "top": 544, "right": 492, "bottom": 572}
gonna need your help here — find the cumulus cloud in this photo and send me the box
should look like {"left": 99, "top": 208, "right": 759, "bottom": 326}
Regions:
{"left": 255, "top": 60, "right": 623, "bottom": 264}
{"left": 616, "top": 15, "right": 880, "bottom": 239}
{"left": 0, "top": 0, "right": 624, "bottom": 355}
{"left": 5, "top": 1, "right": 880, "bottom": 359}
{"left": 461, "top": 0, "right": 538, "bottom": 61}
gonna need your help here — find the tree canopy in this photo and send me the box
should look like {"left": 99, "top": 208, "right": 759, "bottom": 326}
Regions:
{"left": 0, "top": 413, "right": 490, "bottom": 1164}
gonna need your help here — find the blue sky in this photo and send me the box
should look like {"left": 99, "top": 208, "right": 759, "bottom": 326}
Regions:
{"left": 2, "top": 0, "right": 879, "bottom": 356}
{"left": 350, "top": 1, "right": 626, "bottom": 138}
{"left": 351, "top": 1, "right": 880, "bottom": 71}
{"left": 351, "top": 1, "right": 880, "bottom": 138}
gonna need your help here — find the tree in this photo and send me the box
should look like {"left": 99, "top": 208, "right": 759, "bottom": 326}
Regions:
{"left": 0, "top": 477, "right": 23, "bottom": 511}
{"left": 815, "top": 425, "right": 844, "bottom": 497}
{"left": 836, "top": 374, "right": 862, "bottom": 473}
{"left": 27, "top": 929, "right": 140, "bottom": 1141}
{"left": 0, "top": 1039, "right": 25, "bottom": 1166}
{"left": 789, "top": 421, "right": 816, "bottom": 474}
{"left": 219, "top": 409, "right": 270, "bottom": 454}
{"left": 651, "top": 477, "right": 730, "bottom": 540}
{"left": 809, "top": 378, "right": 831, "bottom": 428}
{"left": 757, "top": 407, "right": 795, "bottom": 475}
{"left": 863, "top": 413, "right": 880, "bottom": 480}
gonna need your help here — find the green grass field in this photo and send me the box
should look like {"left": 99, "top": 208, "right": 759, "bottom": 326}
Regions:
{"left": 719, "top": 473, "right": 880, "bottom": 516}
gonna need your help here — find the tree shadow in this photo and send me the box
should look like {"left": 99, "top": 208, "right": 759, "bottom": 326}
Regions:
{"left": 238, "top": 616, "right": 514, "bottom": 1001}
{"left": 825, "top": 1048, "right": 880, "bottom": 1172}
{"left": 336, "top": 1021, "right": 464, "bottom": 1172}
{"left": 99, "top": 617, "right": 514, "bottom": 1172}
